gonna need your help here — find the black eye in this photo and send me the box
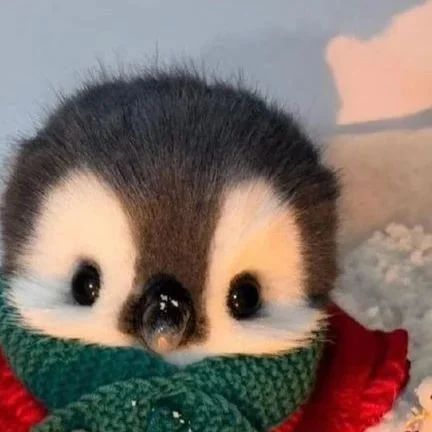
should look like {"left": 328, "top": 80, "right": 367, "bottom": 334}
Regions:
{"left": 72, "top": 263, "right": 101, "bottom": 306}
{"left": 227, "top": 273, "right": 261, "bottom": 319}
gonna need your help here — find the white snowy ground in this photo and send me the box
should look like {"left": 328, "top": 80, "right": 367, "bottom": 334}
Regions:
{"left": 334, "top": 224, "right": 432, "bottom": 431}
{"left": 327, "top": 129, "right": 432, "bottom": 431}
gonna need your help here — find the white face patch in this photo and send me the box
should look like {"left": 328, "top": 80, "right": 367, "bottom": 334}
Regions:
{"left": 168, "top": 179, "right": 325, "bottom": 364}
{"left": 8, "top": 173, "right": 323, "bottom": 362}
{"left": 9, "top": 171, "right": 137, "bottom": 346}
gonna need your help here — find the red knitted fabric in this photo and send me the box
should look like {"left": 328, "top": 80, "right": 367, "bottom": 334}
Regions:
{"left": 0, "top": 353, "right": 46, "bottom": 432}
{"left": 274, "top": 305, "right": 410, "bottom": 432}
{"left": 0, "top": 305, "right": 409, "bottom": 432}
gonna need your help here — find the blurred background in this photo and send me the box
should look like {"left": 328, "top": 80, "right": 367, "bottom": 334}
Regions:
{"left": 1, "top": 0, "right": 431, "bottom": 153}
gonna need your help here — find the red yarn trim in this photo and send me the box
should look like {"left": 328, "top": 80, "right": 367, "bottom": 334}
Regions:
{"left": 0, "top": 305, "right": 409, "bottom": 432}
{"left": 0, "top": 352, "right": 46, "bottom": 432}
{"left": 274, "top": 305, "right": 410, "bottom": 432}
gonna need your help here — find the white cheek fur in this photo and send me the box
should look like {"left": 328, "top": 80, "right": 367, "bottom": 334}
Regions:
{"left": 167, "top": 300, "right": 325, "bottom": 366}
{"left": 8, "top": 275, "right": 133, "bottom": 346}
{"left": 10, "top": 171, "right": 137, "bottom": 346}
{"left": 183, "top": 179, "right": 323, "bottom": 360}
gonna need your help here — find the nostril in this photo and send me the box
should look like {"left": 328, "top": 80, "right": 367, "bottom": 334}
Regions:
{"left": 136, "top": 274, "right": 194, "bottom": 354}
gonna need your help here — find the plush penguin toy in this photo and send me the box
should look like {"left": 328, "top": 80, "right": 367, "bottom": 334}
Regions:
{"left": 1, "top": 69, "right": 339, "bottom": 360}
{"left": 0, "top": 69, "right": 409, "bottom": 432}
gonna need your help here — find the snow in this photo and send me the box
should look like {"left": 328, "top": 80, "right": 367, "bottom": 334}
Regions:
{"left": 334, "top": 224, "right": 432, "bottom": 431}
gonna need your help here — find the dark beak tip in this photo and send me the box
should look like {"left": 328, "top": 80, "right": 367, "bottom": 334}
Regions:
{"left": 139, "top": 305, "right": 193, "bottom": 354}
{"left": 135, "top": 274, "right": 195, "bottom": 354}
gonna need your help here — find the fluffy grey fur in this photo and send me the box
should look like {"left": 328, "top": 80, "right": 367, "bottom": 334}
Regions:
{"left": 1, "top": 67, "right": 339, "bottom": 347}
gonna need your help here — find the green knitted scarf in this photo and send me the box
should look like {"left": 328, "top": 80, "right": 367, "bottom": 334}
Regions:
{"left": 0, "top": 279, "right": 323, "bottom": 432}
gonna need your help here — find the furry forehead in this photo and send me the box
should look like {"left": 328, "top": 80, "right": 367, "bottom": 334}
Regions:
{"left": 1, "top": 69, "right": 339, "bottom": 358}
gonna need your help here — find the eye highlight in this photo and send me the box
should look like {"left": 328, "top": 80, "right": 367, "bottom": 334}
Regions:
{"left": 72, "top": 262, "right": 101, "bottom": 306}
{"left": 227, "top": 273, "right": 262, "bottom": 319}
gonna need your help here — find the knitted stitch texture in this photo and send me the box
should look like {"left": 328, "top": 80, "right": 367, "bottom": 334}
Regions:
{"left": 0, "top": 279, "right": 323, "bottom": 432}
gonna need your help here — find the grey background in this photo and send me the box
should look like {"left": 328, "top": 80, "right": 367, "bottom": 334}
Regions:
{"left": 0, "top": 0, "right": 430, "bottom": 157}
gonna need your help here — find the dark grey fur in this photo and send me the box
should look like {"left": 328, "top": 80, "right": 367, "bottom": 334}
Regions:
{"left": 1, "top": 68, "right": 339, "bottom": 344}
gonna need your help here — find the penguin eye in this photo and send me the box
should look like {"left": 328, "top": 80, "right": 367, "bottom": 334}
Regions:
{"left": 72, "top": 262, "right": 101, "bottom": 306}
{"left": 227, "top": 273, "right": 262, "bottom": 319}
